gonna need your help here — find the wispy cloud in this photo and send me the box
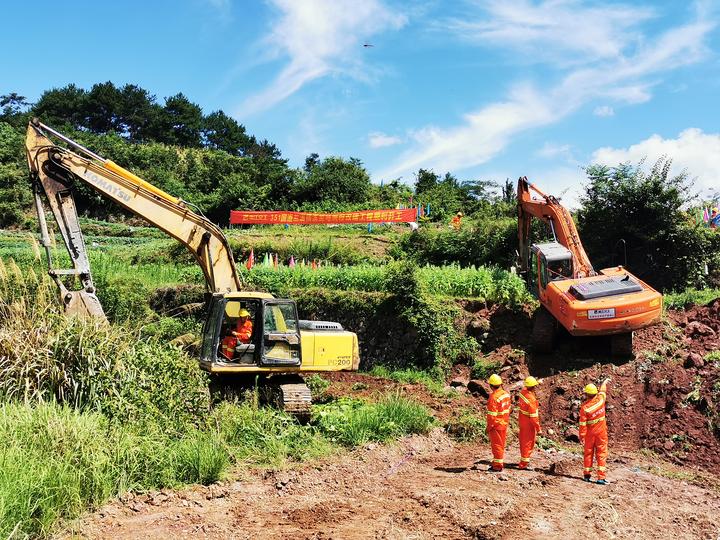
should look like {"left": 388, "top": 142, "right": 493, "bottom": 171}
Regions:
{"left": 368, "top": 131, "right": 403, "bottom": 148}
{"left": 536, "top": 142, "right": 573, "bottom": 160}
{"left": 445, "top": 0, "right": 655, "bottom": 65}
{"left": 237, "top": 0, "right": 406, "bottom": 117}
{"left": 592, "top": 128, "right": 720, "bottom": 195}
{"left": 375, "top": 2, "right": 715, "bottom": 181}
{"left": 593, "top": 105, "right": 615, "bottom": 117}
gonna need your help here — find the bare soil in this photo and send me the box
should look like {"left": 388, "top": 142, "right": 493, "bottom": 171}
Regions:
{"left": 69, "top": 301, "right": 720, "bottom": 539}
{"left": 69, "top": 432, "right": 719, "bottom": 540}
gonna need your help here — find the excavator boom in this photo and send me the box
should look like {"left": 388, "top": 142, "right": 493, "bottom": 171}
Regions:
{"left": 517, "top": 176, "right": 594, "bottom": 278}
{"left": 25, "top": 119, "right": 241, "bottom": 317}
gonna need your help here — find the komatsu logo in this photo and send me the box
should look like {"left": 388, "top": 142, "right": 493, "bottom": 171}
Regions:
{"left": 83, "top": 170, "right": 132, "bottom": 203}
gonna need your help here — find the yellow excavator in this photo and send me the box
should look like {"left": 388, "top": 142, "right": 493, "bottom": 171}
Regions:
{"left": 25, "top": 119, "right": 360, "bottom": 415}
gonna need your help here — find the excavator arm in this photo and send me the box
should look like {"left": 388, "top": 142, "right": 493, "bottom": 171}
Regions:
{"left": 517, "top": 176, "right": 595, "bottom": 278}
{"left": 26, "top": 120, "right": 241, "bottom": 317}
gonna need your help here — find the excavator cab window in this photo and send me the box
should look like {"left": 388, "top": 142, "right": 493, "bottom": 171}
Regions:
{"left": 528, "top": 251, "right": 539, "bottom": 297}
{"left": 539, "top": 256, "right": 548, "bottom": 290}
{"left": 548, "top": 257, "right": 572, "bottom": 281}
{"left": 260, "top": 300, "right": 302, "bottom": 367}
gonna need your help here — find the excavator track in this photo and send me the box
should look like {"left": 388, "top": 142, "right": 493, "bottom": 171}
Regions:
{"left": 265, "top": 375, "right": 312, "bottom": 419}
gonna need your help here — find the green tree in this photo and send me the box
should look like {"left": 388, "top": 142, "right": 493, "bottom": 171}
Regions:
{"left": 0, "top": 93, "right": 30, "bottom": 127}
{"left": 296, "top": 156, "right": 371, "bottom": 205}
{"left": 577, "top": 159, "right": 713, "bottom": 290}
{"left": 0, "top": 122, "right": 32, "bottom": 227}
{"left": 32, "top": 84, "right": 88, "bottom": 129}
{"left": 158, "top": 93, "right": 203, "bottom": 147}
{"left": 201, "top": 110, "right": 251, "bottom": 154}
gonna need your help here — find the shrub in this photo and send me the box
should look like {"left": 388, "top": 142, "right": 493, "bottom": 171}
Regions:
{"left": 471, "top": 357, "right": 503, "bottom": 380}
{"left": 445, "top": 408, "right": 488, "bottom": 442}
{"left": 312, "top": 394, "right": 434, "bottom": 446}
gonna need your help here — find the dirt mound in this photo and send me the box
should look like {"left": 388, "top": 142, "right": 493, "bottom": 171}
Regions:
{"left": 493, "top": 302, "right": 720, "bottom": 471}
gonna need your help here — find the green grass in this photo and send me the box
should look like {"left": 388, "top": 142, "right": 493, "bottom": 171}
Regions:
{"left": 0, "top": 402, "right": 228, "bottom": 539}
{"left": 471, "top": 357, "right": 504, "bottom": 380}
{"left": 444, "top": 408, "right": 488, "bottom": 442}
{"left": 665, "top": 287, "right": 720, "bottom": 309}
{"left": 369, "top": 366, "right": 449, "bottom": 395}
{"left": 312, "top": 395, "right": 435, "bottom": 446}
{"left": 240, "top": 263, "right": 530, "bottom": 304}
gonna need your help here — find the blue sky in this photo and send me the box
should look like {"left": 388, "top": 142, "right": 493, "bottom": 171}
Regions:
{"left": 3, "top": 0, "right": 720, "bottom": 205}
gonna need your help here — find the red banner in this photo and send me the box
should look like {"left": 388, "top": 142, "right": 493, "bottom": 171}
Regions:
{"left": 230, "top": 208, "right": 417, "bottom": 225}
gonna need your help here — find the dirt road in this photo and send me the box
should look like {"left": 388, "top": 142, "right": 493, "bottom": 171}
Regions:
{"left": 72, "top": 430, "right": 719, "bottom": 540}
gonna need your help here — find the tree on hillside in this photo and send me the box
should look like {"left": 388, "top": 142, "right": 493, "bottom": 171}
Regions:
{"left": 32, "top": 84, "right": 88, "bottom": 129}
{"left": 158, "top": 93, "right": 204, "bottom": 147}
{"left": 577, "top": 158, "right": 717, "bottom": 291}
{"left": 0, "top": 93, "right": 30, "bottom": 127}
{"left": 201, "top": 110, "right": 251, "bottom": 154}
{"left": 296, "top": 156, "right": 371, "bottom": 205}
{"left": 414, "top": 168, "right": 439, "bottom": 194}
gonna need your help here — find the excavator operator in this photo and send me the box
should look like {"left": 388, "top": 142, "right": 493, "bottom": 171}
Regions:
{"left": 232, "top": 309, "right": 253, "bottom": 343}
{"left": 220, "top": 308, "right": 254, "bottom": 360}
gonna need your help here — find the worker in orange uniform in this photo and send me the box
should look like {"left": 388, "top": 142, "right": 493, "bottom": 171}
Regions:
{"left": 233, "top": 308, "right": 253, "bottom": 343}
{"left": 518, "top": 376, "right": 541, "bottom": 470}
{"left": 450, "top": 211, "right": 463, "bottom": 230}
{"left": 486, "top": 373, "right": 511, "bottom": 471}
{"left": 579, "top": 378, "right": 611, "bottom": 484}
{"left": 220, "top": 308, "right": 253, "bottom": 361}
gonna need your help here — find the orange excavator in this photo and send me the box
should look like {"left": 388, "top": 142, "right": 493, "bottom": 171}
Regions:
{"left": 517, "top": 176, "right": 662, "bottom": 355}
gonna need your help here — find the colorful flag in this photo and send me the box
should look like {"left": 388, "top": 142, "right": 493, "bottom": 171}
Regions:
{"left": 426, "top": 203, "right": 430, "bottom": 217}
{"left": 289, "top": 255, "right": 296, "bottom": 268}
{"left": 263, "top": 253, "right": 271, "bottom": 267}
{"left": 311, "top": 259, "right": 317, "bottom": 271}
{"left": 704, "top": 207, "right": 710, "bottom": 222}
{"left": 246, "top": 248, "right": 254, "bottom": 270}
{"left": 273, "top": 253, "right": 279, "bottom": 269}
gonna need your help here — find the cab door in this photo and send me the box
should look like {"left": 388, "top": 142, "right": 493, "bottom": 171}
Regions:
{"left": 201, "top": 294, "right": 226, "bottom": 363}
{"left": 260, "top": 300, "right": 302, "bottom": 367}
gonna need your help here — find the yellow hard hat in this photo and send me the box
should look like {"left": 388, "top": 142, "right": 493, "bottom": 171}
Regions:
{"left": 584, "top": 383, "right": 598, "bottom": 395}
{"left": 524, "top": 376, "right": 539, "bottom": 388}
{"left": 457, "top": 211, "right": 464, "bottom": 216}
{"left": 487, "top": 374, "right": 502, "bottom": 386}
{"left": 238, "top": 309, "right": 250, "bottom": 317}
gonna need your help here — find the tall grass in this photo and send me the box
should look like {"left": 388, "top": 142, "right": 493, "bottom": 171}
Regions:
{"left": 312, "top": 394, "right": 435, "bottom": 446}
{"left": 0, "top": 258, "right": 210, "bottom": 430}
{"left": 0, "top": 402, "right": 228, "bottom": 538}
{"left": 241, "top": 264, "right": 530, "bottom": 305}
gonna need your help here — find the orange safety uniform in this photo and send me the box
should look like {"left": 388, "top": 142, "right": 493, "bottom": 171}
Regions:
{"left": 235, "top": 319, "right": 253, "bottom": 344}
{"left": 450, "top": 215, "right": 462, "bottom": 230}
{"left": 579, "top": 381, "right": 609, "bottom": 480}
{"left": 518, "top": 388, "right": 541, "bottom": 469}
{"left": 220, "top": 335, "right": 237, "bottom": 360}
{"left": 486, "top": 387, "right": 512, "bottom": 470}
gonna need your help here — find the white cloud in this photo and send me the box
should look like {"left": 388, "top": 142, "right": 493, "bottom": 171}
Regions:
{"left": 375, "top": 4, "right": 714, "bottom": 181}
{"left": 368, "top": 131, "right": 403, "bottom": 148}
{"left": 593, "top": 105, "right": 615, "bottom": 117}
{"left": 591, "top": 128, "right": 720, "bottom": 195}
{"left": 238, "top": 0, "right": 406, "bottom": 116}
{"left": 536, "top": 142, "right": 573, "bottom": 160}
{"left": 446, "top": 0, "right": 655, "bottom": 64}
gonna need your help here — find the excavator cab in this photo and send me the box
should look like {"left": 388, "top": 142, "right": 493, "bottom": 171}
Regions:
{"left": 529, "top": 242, "right": 574, "bottom": 299}
{"left": 201, "top": 293, "right": 302, "bottom": 369}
